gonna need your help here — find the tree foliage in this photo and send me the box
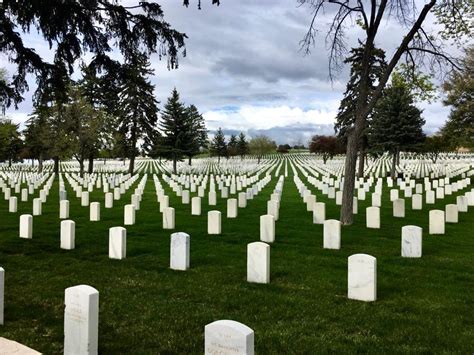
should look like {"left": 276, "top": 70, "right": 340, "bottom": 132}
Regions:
{"left": 440, "top": 46, "right": 474, "bottom": 150}
{"left": 0, "top": 117, "right": 22, "bottom": 166}
{"left": 0, "top": 1, "right": 224, "bottom": 108}
{"left": 309, "top": 135, "right": 345, "bottom": 163}
{"left": 248, "top": 135, "right": 276, "bottom": 163}
{"left": 369, "top": 84, "right": 425, "bottom": 177}
{"left": 118, "top": 54, "right": 158, "bottom": 174}
{"left": 159, "top": 88, "right": 191, "bottom": 173}
{"left": 210, "top": 128, "right": 227, "bottom": 163}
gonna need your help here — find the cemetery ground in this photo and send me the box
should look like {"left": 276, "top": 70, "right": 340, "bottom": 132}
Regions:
{"left": 0, "top": 166, "right": 473, "bottom": 353}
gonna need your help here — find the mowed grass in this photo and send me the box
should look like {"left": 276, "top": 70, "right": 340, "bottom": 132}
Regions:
{"left": 0, "top": 167, "right": 473, "bottom": 353}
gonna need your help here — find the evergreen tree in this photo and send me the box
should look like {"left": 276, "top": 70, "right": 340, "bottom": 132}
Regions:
{"left": 227, "top": 134, "right": 238, "bottom": 157}
{"left": 159, "top": 88, "right": 192, "bottom": 173}
{"left": 210, "top": 128, "right": 227, "bottom": 163}
{"left": 335, "top": 46, "right": 387, "bottom": 177}
{"left": 369, "top": 84, "right": 425, "bottom": 178}
{"left": 185, "top": 104, "right": 207, "bottom": 165}
{"left": 118, "top": 54, "right": 159, "bottom": 175}
{"left": 237, "top": 132, "right": 249, "bottom": 159}
{"left": 0, "top": 118, "right": 22, "bottom": 167}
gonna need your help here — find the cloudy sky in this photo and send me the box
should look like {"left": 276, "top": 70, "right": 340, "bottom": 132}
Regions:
{"left": 2, "top": 0, "right": 457, "bottom": 144}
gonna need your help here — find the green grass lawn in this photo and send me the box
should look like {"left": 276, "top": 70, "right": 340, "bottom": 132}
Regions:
{"left": 0, "top": 168, "right": 473, "bottom": 353}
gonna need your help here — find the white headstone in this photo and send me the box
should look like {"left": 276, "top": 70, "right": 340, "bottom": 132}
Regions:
{"left": 19, "top": 214, "right": 33, "bottom": 239}
{"left": 0, "top": 268, "right": 3, "bottom": 325}
{"left": 60, "top": 200, "right": 70, "bottom": 219}
{"left": 366, "top": 207, "right": 380, "bottom": 229}
{"left": 109, "top": 227, "right": 126, "bottom": 260}
{"left": 445, "top": 204, "right": 458, "bottom": 223}
{"left": 348, "top": 254, "right": 377, "bottom": 302}
{"left": 81, "top": 191, "right": 90, "bottom": 207}
{"left": 313, "top": 202, "right": 326, "bottom": 224}
{"left": 90, "top": 202, "right": 100, "bottom": 222}
{"left": 412, "top": 194, "right": 422, "bottom": 210}
{"left": 208, "top": 211, "right": 222, "bottom": 235}
{"left": 8, "top": 197, "right": 17, "bottom": 213}
{"left": 64, "top": 285, "right": 99, "bottom": 355}
{"left": 323, "top": 219, "right": 341, "bottom": 250}
{"left": 191, "top": 197, "right": 201, "bottom": 216}
{"left": 163, "top": 207, "right": 175, "bottom": 229}
{"left": 61, "top": 220, "right": 75, "bottom": 250}
{"left": 401, "top": 225, "right": 422, "bottom": 258}
{"left": 247, "top": 242, "right": 270, "bottom": 284}
{"left": 260, "top": 215, "right": 275, "bottom": 243}
{"left": 227, "top": 198, "right": 238, "bottom": 218}
{"left": 205, "top": 320, "right": 254, "bottom": 355}
{"left": 124, "top": 204, "right": 135, "bottom": 225}
{"left": 238, "top": 192, "right": 247, "bottom": 208}
{"left": 170, "top": 232, "right": 190, "bottom": 271}
{"left": 429, "top": 210, "right": 445, "bottom": 235}
{"left": 393, "top": 198, "right": 405, "bottom": 218}
{"left": 105, "top": 192, "right": 113, "bottom": 208}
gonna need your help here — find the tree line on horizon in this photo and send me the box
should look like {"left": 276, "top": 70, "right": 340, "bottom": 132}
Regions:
{"left": 0, "top": 0, "right": 472, "bottom": 225}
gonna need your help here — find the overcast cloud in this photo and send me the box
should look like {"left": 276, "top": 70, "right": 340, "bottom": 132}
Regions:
{"left": 2, "top": 0, "right": 456, "bottom": 144}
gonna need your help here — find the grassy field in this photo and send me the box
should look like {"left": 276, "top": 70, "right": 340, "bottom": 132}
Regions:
{"left": 0, "top": 168, "right": 473, "bottom": 353}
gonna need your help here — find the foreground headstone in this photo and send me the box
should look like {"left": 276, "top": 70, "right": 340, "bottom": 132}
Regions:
{"left": 109, "top": 227, "right": 126, "bottom": 260}
{"left": 0, "top": 267, "right": 3, "bottom": 325}
{"left": 313, "top": 202, "right": 326, "bottom": 224}
{"left": 105, "top": 192, "right": 113, "bottom": 208}
{"left": 247, "top": 242, "right": 270, "bottom": 284}
{"left": 124, "top": 204, "right": 135, "bottom": 225}
{"left": 348, "top": 254, "right": 377, "bottom": 302}
{"left": 412, "top": 194, "right": 422, "bottom": 210}
{"left": 429, "top": 210, "right": 445, "bottom": 235}
{"left": 170, "top": 232, "right": 190, "bottom": 271}
{"left": 393, "top": 199, "right": 405, "bottom": 218}
{"left": 8, "top": 197, "right": 17, "bottom": 213}
{"left": 61, "top": 220, "right": 76, "bottom": 250}
{"left": 260, "top": 215, "right": 275, "bottom": 243}
{"left": 60, "top": 200, "right": 70, "bottom": 219}
{"left": 0, "top": 338, "right": 40, "bottom": 354}
{"left": 32, "top": 198, "right": 42, "bottom": 216}
{"left": 445, "top": 204, "right": 458, "bottom": 223}
{"left": 323, "top": 219, "right": 341, "bottom": 250}
{"left": 366, "top": 207, "right": 380, "bottom": 229}
{"left": 191, "top": 197, "right": 201, "bottom": 216}
{"left": 64, "top": 285, "right": 99, "bottom": 355}
{"left": 205, "top": 320, "right": 254, "bottom": 355}
{"left": 163, "top": 207, "right": 175, "bottom": 229}
{"left": 208, "top": 211, "right": 222, "bottom": 235}
{"left": 90, "top": 202, "right": 100, "bottom": 222}
{"left": 401, "top": 225, "right": 422, "bottom": 258}
{"left": 227, "top": 198, "right": 238, "bottom": 218}
{"left": 19, "top": 214, "right": 33, "bottom": 239}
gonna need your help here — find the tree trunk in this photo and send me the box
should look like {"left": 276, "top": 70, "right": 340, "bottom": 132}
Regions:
{"left": 128, "top": 154, "right": 135, "bottom": 175}
{"left": 8, "top": 158, "right": 12, "bottom": 167}
{"left": 258, "top": 155, "right": 261, "bottom": 164}
{"left": 38, "top": 153, "right": 43, "bottom": 173}
{"left": 218, "top": 155, "right": 220, "bottom": 164}
{"left": 88, "top": 154, "right": 94, "bottom": 174}
{"left": 188, "top": 156, "right": 192, "bottom": 166}
{"left": 79, "top": 159, "right": 85, "bottom": 178}
{"left": 340, "top": 130, "right": 359, "bottom": 225}
{"left": 390, "top": 151, "right": 397, "bottom": 179}
{"left": 323, "top": 155, "right": 328, "bottom": 164}
{"left": 53, "top": 156, "right": 60, "bottom": 175}
{"left": 357, "top": 148, "right": 366, "bottom": 178}
{"left": 173, "top": 157, "right": 177, "bottom": 174}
